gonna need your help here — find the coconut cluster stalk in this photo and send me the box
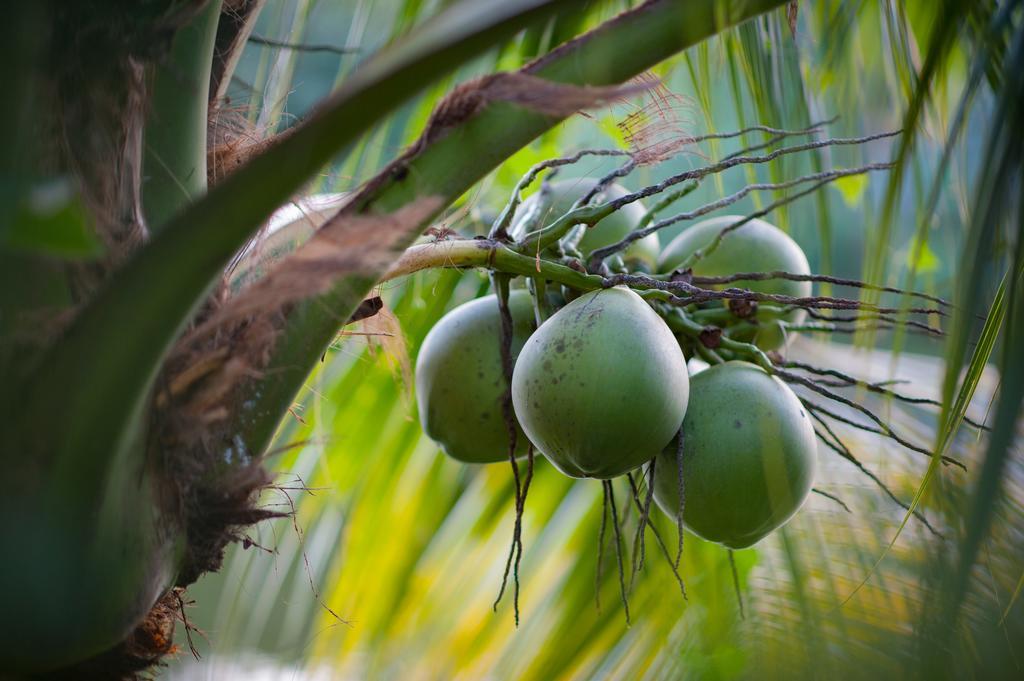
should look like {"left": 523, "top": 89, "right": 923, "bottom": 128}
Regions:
{"left": 387, "top": 132, "right": 980, "bottom": 622}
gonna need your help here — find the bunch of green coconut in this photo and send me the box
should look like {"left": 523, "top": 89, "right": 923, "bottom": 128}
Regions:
{"left": 415, "top": 179, "right": 817, "bottom": 551}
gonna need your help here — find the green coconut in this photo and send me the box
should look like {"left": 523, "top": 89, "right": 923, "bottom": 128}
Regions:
{"left": 511, "top": 287, "right": 689, "bottom": 479}
{"left": 653, "top": 361, "right": 816, "bottom": 549}
{"left": 658, "top": 216, "right": 812, "bottom": 350}
{"left": 510, "top": 178, "right": 660, "bottom": 270}
{"left": 415, "top": 291, "right": 535, "bottom": 463}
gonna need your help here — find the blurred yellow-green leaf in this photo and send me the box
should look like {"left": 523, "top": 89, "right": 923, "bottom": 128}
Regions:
{"left": 831, "top": 173, "right": 869, "bottom": 208}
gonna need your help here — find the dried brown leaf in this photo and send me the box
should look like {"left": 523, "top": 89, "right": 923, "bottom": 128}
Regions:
{"left": 359, "top": 303, "right": 413, "bottom": 408}
{"left": 164, "top": 196, "right": 442, "bottom": 428}
{"left": 414, "top": 72, "right": 653, "bottom": 151}
{"left": 185, "top": 196, "right": 442, "bottom": 341}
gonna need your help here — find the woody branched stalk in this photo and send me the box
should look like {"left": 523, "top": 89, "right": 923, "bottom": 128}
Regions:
{"left": 381, "top": 127, "right": 983, "bottom": 622}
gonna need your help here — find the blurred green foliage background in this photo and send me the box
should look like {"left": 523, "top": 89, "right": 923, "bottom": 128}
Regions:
{"left": 170, "top": 1, "right": 1023, "bottom": 678}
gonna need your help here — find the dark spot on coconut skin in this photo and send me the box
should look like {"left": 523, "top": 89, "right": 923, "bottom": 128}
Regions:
{"left": 734, "top": 420, "right": 742, "bottom": 429}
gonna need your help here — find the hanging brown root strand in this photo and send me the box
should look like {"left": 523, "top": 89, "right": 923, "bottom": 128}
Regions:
{"left": 811, "top": 487, "right": 853, "bottom": 513}
{"left": 626, "top": 461, "right": 656, "bottom": 591}
{"left": 811, "top": 413, "right": 891, "bottom": 497}
{"left": 627, "top": 472, "right": 688, "bottom": 600}
{"left": 674, "top": 426, "right": 686, "bottom": 570}
{"left": 781, "top": 359, "right": 988, "bottom": 431}
{"left": 495, "top": 533, "right": 517, "bottom": 613}
{"left": 728, "top": 550, "right": 746, "bottom": 620}
{"left": 776, "top": 369, "right": 965, "bottom": 469}
{"left": 809, "top": 413, "right": 943, "bottom": 539}
{"left": 605, "top": 480, "right": 631, "bottom": 625}
{"left": 596, "top": 481, "right": 610, "bottom": 612}
{"left": 692, "top": 273, "right": 950, "bottom": 308}
{"left": 492, "top": 474, "right": 526, "bottom": 622}
{"left": 602, "top": 273, "right": 946, "bottom": 317}
{"left": 490, "top": 274, "right": 525, "bottom": 623}
{"left": 627, "top": 471, "right": 643, "bottom": 588}
{"left": 511, "top": 446, "right": 535, "bottom": 625}
{"left": 639, "top": 460, "right": 656, "bottom": 575}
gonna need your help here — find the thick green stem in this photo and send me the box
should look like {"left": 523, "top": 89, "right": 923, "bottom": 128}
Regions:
{"left": 388, "top": 241, "right": 771, "bottom": 372}
{"left": 385, "top": 239, "right": 603, "bottom": 289}
{"left": 240, "top": 0, "right": 789, "bottom": 457}
{"left": 521, "top": 202, "right": 614, "bottom": 254}
{"left": 143, "top": 0, "right": 222, "bottom": 233}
